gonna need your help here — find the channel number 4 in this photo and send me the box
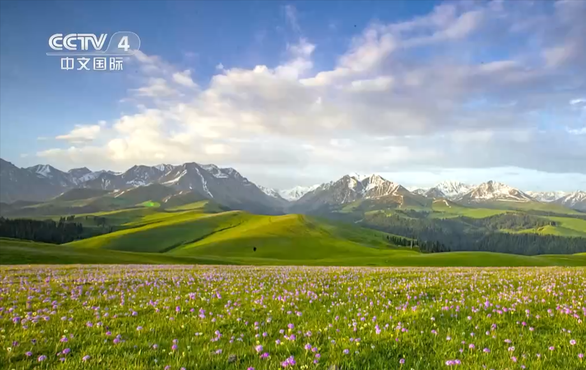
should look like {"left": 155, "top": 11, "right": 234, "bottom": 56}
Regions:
{"left": 118, "top": 36, "right": 130, "bottom": 52}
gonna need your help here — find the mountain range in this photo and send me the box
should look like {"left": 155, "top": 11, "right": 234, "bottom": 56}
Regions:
{"left": 1, "top": 158, "right": 585, "bottom": 213}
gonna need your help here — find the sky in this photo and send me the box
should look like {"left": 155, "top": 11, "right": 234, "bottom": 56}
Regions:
{"left": 0, "top": 0, "right": 585, "bottom": 192}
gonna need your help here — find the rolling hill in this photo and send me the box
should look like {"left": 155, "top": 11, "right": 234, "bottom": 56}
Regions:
{"left": 3, "top": 236, "right": 586, "bottom": 267}
{"left": 1, "top": 197, "right": 585, "bottom": 266}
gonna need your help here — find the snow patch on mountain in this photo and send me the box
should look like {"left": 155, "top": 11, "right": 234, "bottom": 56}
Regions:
{"left": 162, "top": 170, "right": 187, "bottom": 185}
{"left": 202, "top": 164, "right": 230, "bottom": 179}
{"left": 30, "top": 165, "right": 53, "bottom": 177}
{"left": 78, "top": 171, "right": 104, "bottom": 183}
{"left": 257, "top": 185, "right": 281, "bottom": 199}
{"left": 526, "top": 191, "right": 567, "bottom": 202}
{"left": 154, "top": 164, "right": 174, "bottom": 172}
{"left": 433, "top": 181, "right": 473, "bottom": 199}
{"left": 194, "top": 167, "right": 213, "bottom": 198}
{"left": 460, "top": 180, "right": 532, "bottom": 202}
{"left": 348, "top": 173, "right": 370, "bottom": 181}
{"left": 555, "top": 191, "right": 586, "bottom": 210}
{"left": 278, "top": 185, "right": 320, "bottom": 201}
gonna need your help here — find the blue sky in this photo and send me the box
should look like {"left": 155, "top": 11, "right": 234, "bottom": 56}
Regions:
{"left": 0, "top": 0, "right": 585, "bottom": 191}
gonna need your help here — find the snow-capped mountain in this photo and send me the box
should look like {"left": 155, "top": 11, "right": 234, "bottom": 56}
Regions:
{"left": 278, "top": 185, "right": 320, "bottom": 201}
{"left": 413, "top": 181, "right": 473, "bottom": 200}
{"left": 67, "top": 167, "right": 93, "bottom": 184}
{"left": 27, "top": 164, "right": 77, "bottom": 188}
{"left": 411, "top": 188, "right": 428, "bottom": 196}
{"left": 554, "top": 191, "right": 586, "bottom": 211}
{"left": 423, "top": 188, "right": 447, "bottom": 199}
{"left": 433, "top": 181, "right": 473, "bottom": 199}
{"left": 0, "top": 160, "right": 285, "bottom": 214}
{"left": 459, "top": 180, "right": 532, "bottom": 202}
{"left": 2, "top": 157, "right": 585, "bottom": 213}
{"left": 526, "top": 191, "right": 568, "bottom": 203}
{"left": 257, "top": 185, "right": 282, "bottom": 199}
{"left": 291, "top": 174, "right": 425, "bottom": 213}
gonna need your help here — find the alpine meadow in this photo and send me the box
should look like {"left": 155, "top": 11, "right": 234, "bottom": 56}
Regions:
{"left": 1, "top": 0, "right": 586, "bottom": 369}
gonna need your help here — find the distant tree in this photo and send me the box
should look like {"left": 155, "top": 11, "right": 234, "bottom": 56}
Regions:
{"left": 0, "top": 217, "right": 84, "bottom": 244}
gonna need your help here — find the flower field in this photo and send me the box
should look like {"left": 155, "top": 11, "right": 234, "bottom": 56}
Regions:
{"left": 1, "top": 266, "right": 584, "bottom": 369}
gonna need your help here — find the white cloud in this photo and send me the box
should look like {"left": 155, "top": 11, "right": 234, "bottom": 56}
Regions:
{"left": 55, "top": 124, "right": 102, "bottom": 144}
{"left": 130, "top": 78, "right": 178, "bottom": 97}
{"left": 284, "top": 4, "right": 300, "bottom": 33}
{"left": 37, "top": 1, "right": 586, "bottom": 189}
{"left": 568, "top": 127, "right": 586, "bottom": 135}
{"left": 346, "top": 76, "right": 394, "bottom": 92}
{"left": 172, "top": 70, "right": 197, "bottom": 88}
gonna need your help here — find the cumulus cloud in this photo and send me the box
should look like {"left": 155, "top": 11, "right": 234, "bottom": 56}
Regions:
{"left": 37, "top": 1, "right": 586, "bottom": 189}
{"left": 172, "top": 70, "right": 197, "bottom": 88}
{"left": 55, "top": 123, "right": 104, "bottom": 144}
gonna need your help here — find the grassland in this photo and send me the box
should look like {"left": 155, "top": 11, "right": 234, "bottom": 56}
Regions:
{"left": 1, "top": 266, "right": 584, "bottom": 370}
{"left": 3, "top": 235, "right": 586, "bottom": 267}
{"left": 431, "top": 200, "right": 509, "bottom": 218}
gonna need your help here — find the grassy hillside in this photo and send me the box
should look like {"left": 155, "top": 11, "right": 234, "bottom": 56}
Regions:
{"left": 66, "top": 211, "right": 245, "bottom": 252}
{"left": 171, "top": 214, "right": 404, "bottom": 259}
{"left": 66, "top": 209, "right": 408, "bottom": 256}
{"left": 431, "top": 200, "right": 509, "bottom": 218}
{"left": 3, "top": 237, "right": 586, "bottom": 266}
{"left": 545, "top": 216, "right": 586, "bottom": 236}
{"left": 2, "top": 193, "right": 586, "bottom": 266}
{"left": 477, "top": 200, "right": 581, "bottom": 214}
{"left": 0, "top": 238, "right": 226, "bottom": 265}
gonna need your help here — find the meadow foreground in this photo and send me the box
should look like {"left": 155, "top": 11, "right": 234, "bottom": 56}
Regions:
{"left": 1, "top": 266, "right": 584, "bottom": 370}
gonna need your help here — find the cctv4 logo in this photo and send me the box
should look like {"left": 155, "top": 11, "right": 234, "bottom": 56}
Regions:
{"left": 49, "top": 34, "right": 131, "bottom": 52}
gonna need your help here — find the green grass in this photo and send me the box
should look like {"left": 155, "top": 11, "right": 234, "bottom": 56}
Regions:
{"left": 500, "top": 216, "right": 586, "bottom": 237}
{"left": 1, "top": 266, "right": 585, "bottom": 370}
{"left": 4, "top": 203, "right": 586, "bottom": 267}
{"left": 172, "top": 214, "right": 410, "bottom": 259}
{"left": 139, "top": 200, "right": 160, "bottom": 208}
{"left": 66, "top": 211, "right": 246, "bottom": 252}
{"left": 507, "top": 225, "right": 586, "bottom": 237}
{"left": 3, "top": 236, "right": 586, "bottom": 266}
{"left": 480, "top": 200, "right": 580, "bottom": 214}
{"left": 166, "top": 200, "right": 226, "bottom": 213}
{"left": 0, "top": 238, "right": 227, "bottom": 265}
{"left": 545, "top": 216, "right": 586, "bottom": 236}
{"left": 431, "top": 201, "right": 508, "bottom": 218}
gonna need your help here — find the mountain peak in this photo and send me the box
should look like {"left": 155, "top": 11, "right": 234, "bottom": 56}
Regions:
{"left": 428, "top": 181, "right": 472, "bottom": 199}
{"left": 554, "top": 191, "right": 586, "bottom": 211}
{"left": 526, "top": 190, "right": 567, "bottom": 202}
{"left": 348, "top": 172, "right": 370, "bottom": 181}
{"left": 461, "top": 181, "right": 532, "bottom": 202}
{"left": 28, "top": 164, "right": 60, "bottom": 178}
{"left": 278, "top": 185, "right": 320, "bottom": 201}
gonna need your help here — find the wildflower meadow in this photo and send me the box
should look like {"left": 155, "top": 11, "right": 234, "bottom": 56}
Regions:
{"left": 1, "top": 266, "right": 584, "bottom": 369}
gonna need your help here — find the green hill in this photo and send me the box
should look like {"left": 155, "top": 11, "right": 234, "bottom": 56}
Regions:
{"left": 0, "top": 238, "right": 227, "bottom": 265}
{"left": 171, "top": 214, "right": 405, "bottom": 259}
{"left": 2, "top": 194, "right": 586, "bottom": 266}
{"left": 66, "top": 209, "right": 407, "bottom": 256}
{"left": 3, "top": 236, "right": 586, "bottom": 266}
